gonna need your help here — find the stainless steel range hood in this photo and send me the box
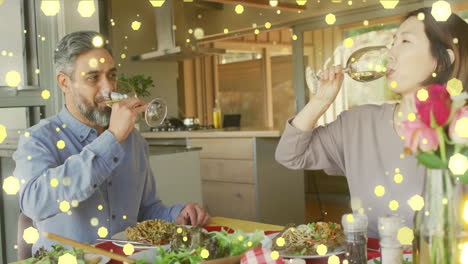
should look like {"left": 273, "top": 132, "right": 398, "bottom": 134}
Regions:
{"left": 132, "top": 1, "right": 224, "bottom": 61}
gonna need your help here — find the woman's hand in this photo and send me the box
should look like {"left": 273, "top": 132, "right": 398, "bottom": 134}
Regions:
{"left": 310, "top": 65, "right": 344, "bottom": 106}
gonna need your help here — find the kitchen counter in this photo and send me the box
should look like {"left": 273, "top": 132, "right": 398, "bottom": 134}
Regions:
{"left": 141, "top": 128, "right": 281, "bottom": 139}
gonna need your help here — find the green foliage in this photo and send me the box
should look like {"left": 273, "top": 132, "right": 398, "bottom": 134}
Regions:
{"left": 117, "top": 74, "right": 154, "bottom": 98}
{"left": 417, "top": 152, "right": 446, "bottom": 169}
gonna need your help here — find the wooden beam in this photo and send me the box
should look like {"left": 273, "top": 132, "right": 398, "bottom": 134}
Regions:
{"left": 183, "top": 60, "right": 196, "bottom": 117}
{"left": 199, "top": 0, "right": 306, "bottom": 12}
{"left": 262, "top": 48, "right": 274, "bottom": 128}
{"left": 214, "top": 41, "right": 292, "bottom": 54}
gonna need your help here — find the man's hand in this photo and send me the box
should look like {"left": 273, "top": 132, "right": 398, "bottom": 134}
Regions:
{"left": 108, "top": 98, "right": 147, "bottom": 142}
{"left": 176, "top": 202, "right": 210, "bottom": 226}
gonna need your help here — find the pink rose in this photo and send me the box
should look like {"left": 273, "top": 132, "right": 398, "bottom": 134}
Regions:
{"left": 415, "top": 84, "right": 452, "bottom": 127}
{"left": 449, "top": 106, "right": 468, "bottom": 144}
{"left": 400, "top": 119, "right": 440, "bottom": 154}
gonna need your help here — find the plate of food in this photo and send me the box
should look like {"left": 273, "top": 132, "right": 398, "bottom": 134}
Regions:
{"left": 19, "top": 244, "right": 110, "bottom": 264}
{"left": 271, "top": 222, "right": 346, "bottom": 259}
{"left": 111, "top": 219, "right": 175, "bottom": 249}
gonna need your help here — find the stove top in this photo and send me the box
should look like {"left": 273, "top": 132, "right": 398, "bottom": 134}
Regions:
{"left": 151, "top": 125, "right": 213, "bottom": 132}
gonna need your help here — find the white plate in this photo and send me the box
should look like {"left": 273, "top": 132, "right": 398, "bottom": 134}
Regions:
{"left": 111, "top": 231, "right": 171, "bottom": 250}
{"left": 84, "top": 253, "right": 111, "bottom": 264}
{"left": 367, "top": 253, "right": 412, "bottom": 263}
{"left": 278, "top": 245, "right": 346, "bottom": 259}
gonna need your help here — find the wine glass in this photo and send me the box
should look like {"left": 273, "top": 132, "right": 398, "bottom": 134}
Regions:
{"left": 103, "top": 80, "right": 168, "bottom": 127}
{"left": 306, "top": 45, "right": 389, "bottom": 94}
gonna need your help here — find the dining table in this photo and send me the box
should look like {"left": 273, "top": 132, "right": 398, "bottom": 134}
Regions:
{"left": 93, "top": 216, "right": 384, "bottom": 264}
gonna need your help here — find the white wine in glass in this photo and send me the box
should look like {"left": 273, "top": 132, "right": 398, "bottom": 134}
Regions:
{"left": 306, "top": 45, "right": 389, "bottom": 94}
{"left": 103, "top": 80, "right": 167, "bottom": 127}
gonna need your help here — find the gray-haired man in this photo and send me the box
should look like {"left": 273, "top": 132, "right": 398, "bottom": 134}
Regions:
{"left": 13, "top": 31, "right": 210, "bottom": 253}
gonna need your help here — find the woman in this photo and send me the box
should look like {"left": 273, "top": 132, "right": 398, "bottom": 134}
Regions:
{"left": 275, "top": 7, "right": 468, "bottom": 238}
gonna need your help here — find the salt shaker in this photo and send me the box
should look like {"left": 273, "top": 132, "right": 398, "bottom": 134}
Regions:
{"left": 342, "top": 213, "right": 368, "bottom": 264}
{"left": 378, "top": 215, "right": 404, "bottom": 264}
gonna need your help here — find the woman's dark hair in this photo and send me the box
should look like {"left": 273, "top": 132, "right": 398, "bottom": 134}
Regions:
{"left": 406, "top": 8, "right": 468, "bottom": 91}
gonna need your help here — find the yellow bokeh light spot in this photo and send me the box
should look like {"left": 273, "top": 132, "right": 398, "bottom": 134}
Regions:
{"left": 417, "top": 12, "right": 425, "bottom": 20}
{"left": 422, "top": 138, "right": 428, "bottom": 145}
{"left": 41, "top": 0, "right": 60, "bottom": 16}
{"left": 23, "top": 227, "right": 39, "bottom": 244}
{"left": 407, "top": 113, "right": 416, "bottom": 122}
{"left": 265, "top": 22, "right": 272, "bottom": 29}
{"left": 276, "top": 237, "right": 285, "bottom": 247}
{"left": 99, "top": 58, "right": 105, "bottom": 63}
{"left": 442, "top": 198, "right": 448, "bottom": 205}
{"left": 188, "top": 29, "right": 193, "bottom": 34}
{"left": 270, "top": 251, "right": 280, "bottom": 260}
{"left": 317, "top": 244, "right": 328, "bottom": 255}
{"left": 88, "top": 58, "right": 98, "bottom": 68}
{"left": 183, "top": 236, "right": 188, "bottom": 242}
{"left": 254, "top": 29, "right": 260, "bottom": 35}
{"left": 447, "top": 78, "right": 463, "bottom": 96}
{"left": 90, "top": 217, "right": 99, "bottom": 227}
{"left": 56, "top": 140, "right": 66, "bottom": 149}
{"left": 123, "top": 243, "right": 135, "bottom": 255}
{"left": 346, "top": 214, "right": 354, "bottom": 222}
{"left": 3, "top": 176, "right": 20, "bottom": 195}
{"left": 247, "top": 241, "right": 253, "bottom": 247}
{"left": 391, "top": 81, "right": 398, "bottom": 88}
{"left": 453, "top": 38, "right": 459, "bottom": 44}
{"left": 6, "top": 71, "right": 21, "bottom": 87}
{"left": 431, "top": 0, "right": 452, "bottom": 22}
{"left": 344, "top": 38, "right": 354, "bottom": 48}
{"left": 35, "top": 69, "right": 40, "bottom": 74}
{"left": 363, "top": 20, "right": 369, "bottom": 26}
{"left": 41, "top": 90, "right": 51, "bottom": 100}
{"left": 327, "top": 255, "right": 340, "bottom": 264}
{"left": 389, "top": 200, "right": 399, "bottom": 211}
{"left": 121, "top": 53, "right": 126, "bottom": 59}
{"left": 432, "top": 72, "right": 437, "bottom": 78}
{"left": 374, "top": 185, "right": 385, "bottom": 197}
{"left": 296, "top": 0, "right": 307, "bottom": 5}
{"left": 408, "top": 195, "right": 424, "bottom": 211}
{"left": 269, "top": 0, "right": 278, "bottom": 7}
{"left": 460, "top": 243, "right": 468, "bottom": 263}
{"left": 24, "top": 132, "right": 30, "bottom": 138}
{"left": 27, "top": 156, "right": 32, "bottom": 160}
{"left": 193, "top": 28, "right": 204, "bottom": 39}
{"left": 238, "top": 235, "right": 244, "bottom": 241}
{"left": 186, "top": 39, "right": 191, "bottom": 43}
{"left": 98, "top": 204, "right": 103, "bottom": 210}
{"left": 62, "top": 124, "right": 67, "bottom": 128}
{"left": 449, "top": 153, "right": 468, "bottom": 175}
{"left": 177, "top": 227, "right": 183, "bottom": 234}
{"left": 201, "top": 249, "right": 210, "bottom": 259}
{"left": 235, "top": 4, "right": 244, "bottom": 14}
{"left": 56, "top": 127, "right": 60, "bottom": 132}
{"left": 292, "top": 34, "right": 298, "bottom": 41}
{"left": 455, "top": 118, "right": 468, "bottom": 138}
{"left": 0, "top": 0, "right": 3, "bottom": 6}
{"left": 290, "top": 228, "right": 296, "bottom": 232}
{"left": 123, "top": 215, "right": 127, "bottom": 219}
{"left": 77, "top": 0, "right": 95, "bottom": 17}
{"left": 58, "top": 253, "right": 77, "bottom": 264}
{"left": 60, "top": 201, "right": 71, "bottom": 212}
{"left": 224, "top": 28, "right": 229, "bottom": 34}
{"left": 400, "top": 154, "right": 405, "bottom": 159}
{"left": 395, "top": 168, "right": 400, "bottom": 173}
{"left": 71, "top": 200, "right": 79, "bottom": 207}
{"left": 397, "top": 227, "right": 414, "bottom": 245}
{"left": 325, "top": 13, "right": 336, "bottom": 25}
{"left": 417, "top": 89, "right": 429, "bottom": 102}
{"left": 0, "top": 124, "right": 6, "bottom": 143}
{"left": 92, "top": 35, "right": 104, "bottom": 48}
{"left": 50, "top": 178, "right": 59, "bottom": 187}
{"left": 131, "top": 21, "right": 142, "bottom": 31}
{"left": 380, "top": 0, "right": 399, "bottom": 9}
{"left": 149, "top": 0, "right": 165, "bottom": 7}
{"left": 394, "top": 173, "right": 403, "bottom": 183}
{"left": 98, "top": 227, "right": 108, "bottom": 238}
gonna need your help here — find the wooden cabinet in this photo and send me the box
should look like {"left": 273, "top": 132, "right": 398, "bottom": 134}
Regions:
{"left": 189, "top": 137, "right": 305, "bottom": 226}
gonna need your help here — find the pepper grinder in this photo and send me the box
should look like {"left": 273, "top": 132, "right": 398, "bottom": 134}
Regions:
{"left": 342, "top": 213, "right": 368, "bottom": 264}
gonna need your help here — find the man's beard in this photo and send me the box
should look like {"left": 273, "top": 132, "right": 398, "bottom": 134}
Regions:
{"left": 74, "top": 93, "right": 111, "bottom": 127}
